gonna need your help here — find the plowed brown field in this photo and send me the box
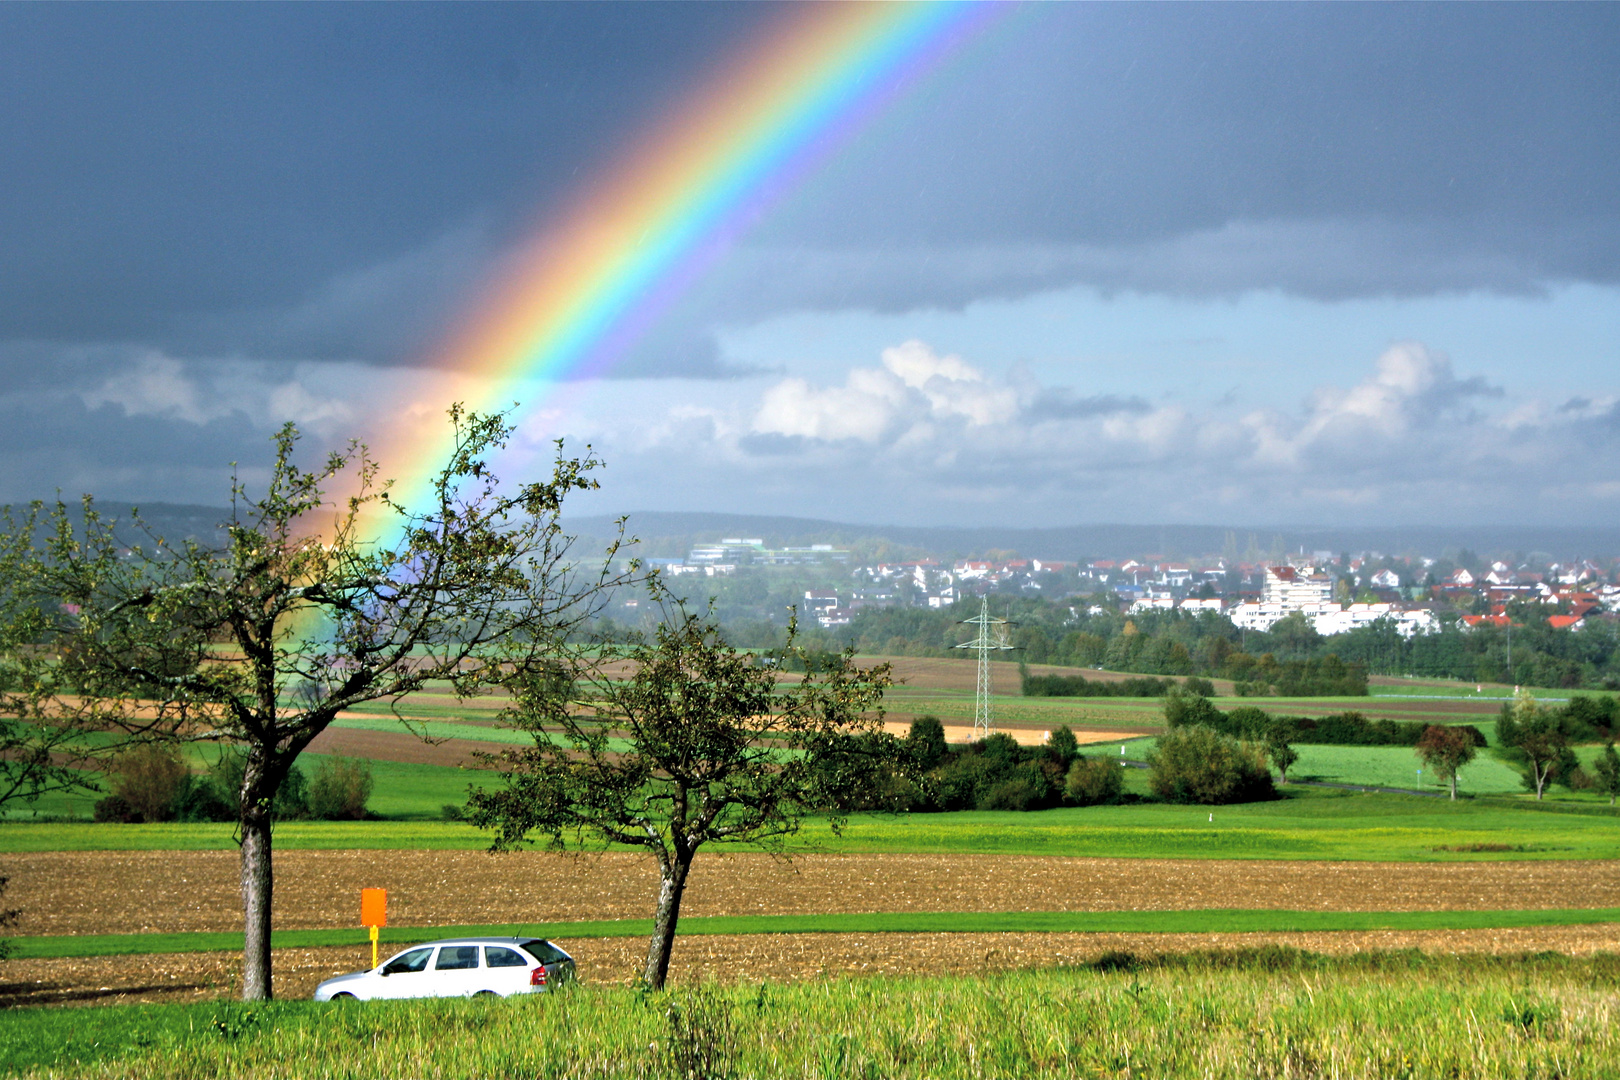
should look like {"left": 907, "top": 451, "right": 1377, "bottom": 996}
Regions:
{"left": 7, "top": 852, "right": 1619, "bottom": 938}
{"left": 6, "top": 923, "right": 1620, "bottom": 1009}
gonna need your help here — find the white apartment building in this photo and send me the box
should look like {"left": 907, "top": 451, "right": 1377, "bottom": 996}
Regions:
{"left": 1229, "top": 598, "right": 1435, "bottom": 637}
{"left": 1262, "top": 565, "right": 1333, "bottom": 607}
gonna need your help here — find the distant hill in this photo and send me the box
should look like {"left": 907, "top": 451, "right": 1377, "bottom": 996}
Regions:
{"left": 12, "top": 503, "right": 1617, "bottom": 562}
{"left": 565, "top": 512, "right": 1620, "bottom": 563}
{"left": 3, "top": 502, "right": 232, "bottom": 548}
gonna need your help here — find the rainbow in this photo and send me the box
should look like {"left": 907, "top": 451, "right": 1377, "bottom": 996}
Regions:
{"left": 372, "top": 1, "right": 1000, "bottom": 531}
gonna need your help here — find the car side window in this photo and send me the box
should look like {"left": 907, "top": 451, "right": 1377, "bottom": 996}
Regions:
{"left": 485, "top": 947, "right": 527, "bottom": 968}
{"left": 435, "top": 945, "right": 481, "bottom": 970}
{"left": 382, "top": 948, "right": 433, "bottom": 975}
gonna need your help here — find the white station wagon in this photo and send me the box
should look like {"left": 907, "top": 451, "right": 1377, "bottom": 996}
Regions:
{"left": 313, "top": 937, "right": 575, "bottom": 1001}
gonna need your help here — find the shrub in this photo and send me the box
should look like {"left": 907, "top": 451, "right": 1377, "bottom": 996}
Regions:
{"left": 1023, "top": 673, "right": 1178, "bottom": 697}
{"left": 174, "top": 780, "right": 235, "bottom": 822}
{"left": 307, "top": 757, "right": 374, "bottom": 820}
{"left": 1065, "top": 756, "right": 1124, "bottom": 806}
{"left": 904, "top": 716, "right": 948, "bottom": 770}
{"left": 109, "top": 744, "right": 190, "bottom": 822}
{"left": 979, "top": 776, "right": 1039, "bottom": 811}
{"left": 930, "top": 753, "right": 992, "bottom": 811}
{"left": 1047, "top": 725, "right": 1079, "bottom": 767}
{"left": 92, "top": 794, "right": 138, "bottom": 823}
{"left": 1163, "top": 686, "right": 1222, "bottom": 728}
{"left": 1183, "top": 677, "right": 1217, "bottom": 698}
{"left": 1147, "top": 726, "right": 1275, "bottom": 804}
{"left": 209, "top": 747, "right": 309, "bottom": 819}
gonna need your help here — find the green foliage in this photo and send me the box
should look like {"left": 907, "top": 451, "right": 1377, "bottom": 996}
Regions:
{"left": 0, "top": 503, "right": 109, "bottom": 812}
{"left": 94, "top": 744, "right": 241, "bottom": 824}
{"left": 1022, "top": 672, "right": 1179, "bottom": 697}
{"left": 110, "top": 744, "right": 190, "bottom": 822}
{"left": 840, "top": 591, "right": 1620, "bottom": 691}
{"left": 662, "top": 984, "right": 736, "bottom": 1080}
{"left": 1170, "top": 695, "right": 1487, "bottom": 750}
{"left": 1498, "top": 689, "right": 1574, "bottom": 799}
{"left": 1148, "top": 726, "right": 1275, "bottom": 805}
{"left": 904, "top": 716, "right": 948, "bottom": 770}
{"left": 205, "top": 747, "right": 307, "bottom": 821}
{"left": 1162, "top": 686, "right": 1223, "bottom": 728}
{"left": 911, "top": 733, "right": 1069, "bottom": 813}
{"left": 1064, "top": 755, "right": 1124, "bottom": 805}
{"left": 467, "top": 606, "right": 895, "bottom": 988}
{"left": 1235, "top": 653, "right": 1369, "bottom": 697}
{"left": 13, "top": 786, "right": 1620, "bottom": 860}
{"left": 1415, "top": 725, "right": 1479, "bottom": 798}
{"left": 1594, "top": 742, "right": 1620, "bottom": 806}
{"left": 1266, "top": 730, "right": 1299, "bottom": 784}
{"left": 1046, "top": 724, "right": 1079, "bottom": 766}
{"left": 306, "top": 756, "right": 373, "bottom": 820}
{"left": 18, "top": 955, "right": 1620, "bottom": 1079}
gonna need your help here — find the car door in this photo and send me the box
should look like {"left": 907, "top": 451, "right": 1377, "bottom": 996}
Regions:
{"left": 374, "top": 946, "right": 437, "bottom": 1000}
{"left": 481, "top": 945, "right": 533, "bottom": 996}
{"left": 430, "top": 943, "right": 484, "bottom": 997}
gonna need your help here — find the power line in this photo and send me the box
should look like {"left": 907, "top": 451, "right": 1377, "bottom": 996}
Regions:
{"left": 954, "top": 596, "right": 1015, "bottom": 738}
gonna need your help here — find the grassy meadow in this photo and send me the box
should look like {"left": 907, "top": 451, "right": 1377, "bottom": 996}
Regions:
{"left": 5, "top": 787, "right": 1619, "bottom": 859}
{"left": 13, "top": 908, "right": 1620, "bottom": 961}
{"left": 5, "top": 950, "right": 1620, "bottom": 1079}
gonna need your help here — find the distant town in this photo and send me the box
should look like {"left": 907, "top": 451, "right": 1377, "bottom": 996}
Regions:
{"left": 648, "top": 536, "right": 1619, "bottom": 636}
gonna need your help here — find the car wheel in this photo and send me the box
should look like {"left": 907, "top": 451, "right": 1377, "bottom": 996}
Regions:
{"left": 473, "top": 990, "right": 499, "bottom": 998}
{"left": 332, "top": 992, "right": 358, "bottom": 1002}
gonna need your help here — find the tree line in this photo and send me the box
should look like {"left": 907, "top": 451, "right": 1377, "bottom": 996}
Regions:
{"left": 792, "top": 596, "right": 1619, "bottom": 691}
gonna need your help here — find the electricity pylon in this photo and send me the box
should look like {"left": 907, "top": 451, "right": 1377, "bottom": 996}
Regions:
{"left": 955, "top": 595, "right": 1015, "bottom": 738}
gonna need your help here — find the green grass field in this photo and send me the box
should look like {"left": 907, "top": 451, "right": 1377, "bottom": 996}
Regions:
{"left": 7, "top": 951, "right": 1620, "bottom": 1079}
{"left": 12, "top": 907, "right": 1620, "bottom": 961}
{"left": 5, "top": 788, "right": 1618, "bottom": 859}
{"left": 1289, "top": 744, "right": 1525, "bottom": 794}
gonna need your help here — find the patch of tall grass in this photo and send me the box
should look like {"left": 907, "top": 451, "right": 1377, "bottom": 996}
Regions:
{"left": 8, "top": 949, "right": 1620, "bottom": 1078}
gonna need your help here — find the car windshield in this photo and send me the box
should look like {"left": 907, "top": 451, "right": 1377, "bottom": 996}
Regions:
{"left": 520, "top": 939, "right": 568, "bottom": 964}
{"left": 382, "top": 948, "right": 432, "bottom": 975}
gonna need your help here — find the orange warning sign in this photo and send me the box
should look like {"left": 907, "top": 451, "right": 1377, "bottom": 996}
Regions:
{"left": 361, "top": 888, "right": 387, "bottom": 928}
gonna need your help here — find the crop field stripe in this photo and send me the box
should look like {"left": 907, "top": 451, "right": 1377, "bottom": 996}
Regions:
{"left": 13, "top": 907, "right": 1620, "bottom": 959}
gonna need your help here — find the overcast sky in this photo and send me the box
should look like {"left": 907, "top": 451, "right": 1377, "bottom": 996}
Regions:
{"left": 4, "top": 2, "right": 1618, "bottom": 527}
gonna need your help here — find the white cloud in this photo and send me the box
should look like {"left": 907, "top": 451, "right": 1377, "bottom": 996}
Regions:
{"left": 82, "top": 352, "right": 215, "bottom": 424}
{"left": 751, "top": 340, "right": 1018, "bottom": 443}
{"left": 80, "top": 350, "right": 368, "bottom": 434}
{"left": 541, "top": 337, "right": 1620, "bottom": 525}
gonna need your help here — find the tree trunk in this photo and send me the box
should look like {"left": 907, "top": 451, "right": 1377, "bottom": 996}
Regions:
{"left": 239, "top": 754, "right": 277, "bottom": 1001}
{"left": 1449, "top": 774, "right": 1457, "bottom": 800}
{"left": 240, "top": 806, "right": 274, "bottom": 1000}
{"left": 643, "top": 855, "right": 691, "bottom": 991}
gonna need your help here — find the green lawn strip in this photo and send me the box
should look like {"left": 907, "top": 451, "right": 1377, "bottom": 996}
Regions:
{"left": 325, "top": 712, "right": 533, "bottom": 745}
{"left": 8, "top": 789, "right": 1620, "bottom": 856}
{"left": 15, "top": 907, "right": 1620, "bottom": 960}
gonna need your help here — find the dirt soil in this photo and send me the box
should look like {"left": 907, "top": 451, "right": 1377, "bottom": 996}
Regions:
{"left": 6, "top": 923, "right": 1620, "bottom": 1009}
{"left": 304, "top": 726, "right": 498, "bottom": 768}
{"left": 7, "top": 852, "right": 1620, "bottom": 938}
{"left": 879, "top": 723, "right": 1134, "bottom": 746}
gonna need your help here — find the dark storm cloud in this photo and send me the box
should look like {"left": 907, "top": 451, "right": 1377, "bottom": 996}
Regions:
{"left": 0, "top": 3, "right": 780, "bottom": 361}
{"left": 3, "top": 2, "right": 1618, "bottom": 377}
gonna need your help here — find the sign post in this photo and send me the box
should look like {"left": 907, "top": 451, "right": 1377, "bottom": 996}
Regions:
{"left": 361, "top": 888, "right": 387, "bottom": 969}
